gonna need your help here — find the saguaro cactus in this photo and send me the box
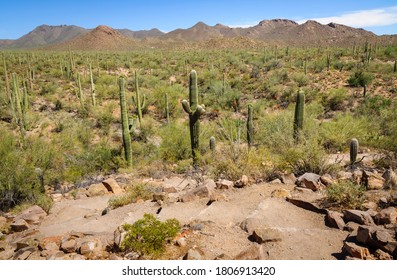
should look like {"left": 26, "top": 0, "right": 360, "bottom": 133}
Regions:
{"left": 89, "top": 63, "right": 96, "bottom": 107}
{"left": 133, "top": 70, "right": 145, "bottom": 125}
{"left": 350, "top": 138, "right": 359, "bottom": 165}
{"left": 209, "top": 136, "right": 215, "bottom": 153}
{"left": 182, "top": 70, "right": 205, "bottom": 167}
{"left": 119, "top": 77, "right": 132, "bottom": 167}
{"left": 247, "top": 104, "right": 253, "bottom": 148}
{"left": 165, "top": 92, "right": 170, "bottom": 123}
{"left": 293, "top": 91, "right": 305, "bottom": 142}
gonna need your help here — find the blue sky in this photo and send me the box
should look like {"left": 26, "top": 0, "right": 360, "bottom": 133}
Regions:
{"left": 1, "top": 0, "right": 396, "bottom": 39}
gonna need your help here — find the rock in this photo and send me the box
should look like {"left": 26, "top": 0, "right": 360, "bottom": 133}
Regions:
{"left": 361, "top": 201, "right": 378, "bottom": 211}
{"left": 47, "top": 251, "right": 66, "bottom": 260}
{"left": 383, "top": 168, "right": 397, "bottom": 190}
{"left": 320, "top": 174, "right": 334, "bottom": 186}
{"left": 13, "top": 246, "right": 36, "bottom": 260}
{"left": 74, "top": 192, "right": 88, "bottom": 200}
{"left": 180, "top": 182, "right": 214, "bottom": 202}
{"left": 356, "top": 225, "right": 397, "bottom": 255}
{"left": 102, "top": 178, "right": 124, "bottom": 195}
{"left": 10, "top": 219, "right": 29, "bottom": 232}
{"left": 234, "top": 175, "right": 249, "bottom": 188}
{"left": 0, "top": 246, "right": 15, "bottom": 260}
{"left": 152, "top": 192, "right": 168, "bottom": 202}
{"left": 216, "top": 179, "right": 234, "bottom": 190}
{"left": 251, "top": 227, "right": 282, "bottom": 244}
{"left": 163, "top": 186, "right": 177, "bottom": 193}
{"left": 78, "top": 237, "right": 103, "bottom": 259}
{"left": 294, "top": 187, "right": 314, "bottom": 194}
{"left": 343, "top": 242, "right": 371, "bottom": 259}
{"left": 0, "top": 216, "right": 8, "bottom": 227}
{"left": 27, "top": 251, "right": 46, "bottom": 260}
{"left": 214, "top": 253, "right": 232, "bottom": 260}
{"left": 374, "top": 207, "right": 397, "bottom": 225}
{"left": 86, "top": 183, "right": 109, "bottom": 197}
{"left": 280, "top": 173, "right": 296, "bottom": 185}
{"left": 51, "top": 193, "right": 63, "bottom": 202}
{"left": 271, "top": 188, "right": 291, "bottom": 198}
{"left": 109, "top": 253, "right": 123, "bottom": 260}
{"left": 337, "top": 171, "right": 353, "bottom": 180}
{"left": 286, "top": 198, "right": 327, "bottom": 214}
{"left": 14, "top": 205, "right": 47, "bottom": 226}
{"left": 114, "top": 226, "right": 127, "bottom": 250}
{"left": 101, "top": 208, "right": 110, "bottom": 216}
{"left": 374, "top": 249, "right": 392, "bottom": 260}
{"left": 343, "top": 210, "right": 374, "bottom": 225}
{"left": 296, "top": 173, "right": 324, "bottom": 191}
{"left": 60, "top": 237, "right": 77, "bottom": 253}
{"left": 326, "top": 211, "right": 345, "bottom": 230}
{"left": 269, "top": 179, "right": 282, "bottom": 184}
{"left": 124, "top": 252, "right": 140, "bottom": 260}
{"left": 175, "top": 237, "right": 187, "bottom": 247}
{"left": 183, "top": 247, "right": 205, "bottom": 260}
{"left": 162, "top": 176, "right": 197, "bottom": 192}
{"left": 352, "top": 170, "right": 363, "bottom": 185}
{"left": 362, "top": 171, "right": 385, "bottom": 190}
{"left": 240, "top": 217, "right": 261, "bottom": 235}
{"left": 234, "top": 245, "right": 264, "bottom": 260}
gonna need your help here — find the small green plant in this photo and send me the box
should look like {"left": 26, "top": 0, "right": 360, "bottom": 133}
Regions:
{"left": 325, "top": 181, "right": 365, "bottom": 210}
{"left": 120, "top": 213, "right": 181, "bottom": 258}
{"left": 347, "top": 70, "right": 374, "bottom": 97}
{"left": 108, "top": 183, "right": 152, "bottom": 209}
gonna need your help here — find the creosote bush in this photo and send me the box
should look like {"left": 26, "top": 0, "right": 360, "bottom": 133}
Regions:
{"left": 121, "top": 213, "right": 181, "bottom": 258}
{"left": 325, "top": 181, "right": 365, "bottom": 210}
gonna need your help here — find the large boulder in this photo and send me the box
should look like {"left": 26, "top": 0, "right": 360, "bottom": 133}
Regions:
{"left": 343, "top": 242, "right": 371, "bottom": 259}
{"left": 374, "top": 207, "right": 397, "bottom": 225}
{"left": 343, "top": 210, "right": 374, "bottom": 226}
{"left": 357, "top": 225, "right": 397, "bottom": 255}
{"left": 86, "top": 183, "right": 109, "bottom": 197}
{"left": 362, "top": 171, "right": 385, "bottom": 190}
{"left": 251, "top": 227, "right": 282, "bottom": 244}
{"left": 326, "top": 211, "right": 345, "bottom": 230}
{"left": 102, "top": 178, "right": 124, "bottom": 195}
{"left": 14, "top": 205, "right": 47, "bottom": 226}
{"left": 296, "top": 173, "right": 324, "bottom": 191}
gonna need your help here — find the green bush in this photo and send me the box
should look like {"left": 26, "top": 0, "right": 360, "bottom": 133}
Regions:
{"left": 347, "top": 70, "right": 374, "bottom": 88}
{"left": 325, "top": 181, "right": 365, "bottom": 210}
{"left": 159, "top": 122, "right": 191, "bottom": 163}
{"left": 108, "top": 183, "right": 152, "bottom": 209}
{"left": 121, "top": 214, "right": 181, "bottom": 258}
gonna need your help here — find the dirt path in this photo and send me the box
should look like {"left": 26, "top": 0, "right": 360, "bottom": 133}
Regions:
{"left": 38, "top": 182, "right": 348, "bottom": 259}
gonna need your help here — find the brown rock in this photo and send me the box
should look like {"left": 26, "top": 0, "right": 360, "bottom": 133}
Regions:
{"left": 102, "top": 178, "right": 123, "bottom": 195}
{"left": 47, "top": 251, "right": 66, "bottom": 260}
{"left": 163, "top": 186, "right": 177, "bottom": 193}
{"left": 271, "top": 188, "right": 291, "bottom": 198}
{"left": 344, "top": 221, "right": 360, "bottom": 233}
{"left": 269, "top": 179, "right": 282, "bottom": 184}
{"left": 13, "top": 247, "right": 36, "bottom": 260}
{"left": 215, "top": 253, "right": 232, "bottom": 260}
{"left": 15, "top": 205, "right": 47, "bottom": 225}
{"left": 79, "top": 238, "right": 103, "bottom": 258}
{"left": 0, "top": 216, "right": 7, "bottom": 227}
{"left": 326, "top": 211, "right": 345, "bottom": 230}
{"left": 39, "top": 236, "right": 62, "bottom": 251}
{"left": 362, "top": 170, "right": 385, "bottom": 190}
{"left": 251, "top": 227, "right": 282, "bottom": 244}
{"left": 240, "top": 217, "right": 261, "bottom": 235}
{"left": 180, "top": 183, "right": 214, "bottom": 202}
{"left": 152, "top": 192, "right": 168, "bottom": 202}
{"left": 234, "top": 175, "right": 249, "bottom": 188}
{"left": 337, "top": 171, "right": 353, "bottom": 180}
{"left": 175, "top": 237, "right": 187, "bottom": 247}
{"left": 362, "top": 201, "right": 378, "bottom": 211}
{"left": 216, "top": 179, "right": 234, "bottom": 190}
{"left": 374, "top": 207, "right": 397, "bottom": 225}
{"left": 280, "top": 173, "right": 296, "bottom": 185}
{"left": 343, "top": 209, "right": 374, "bottom": 225}
{"left": 320, "top": 174, "right": 334, "bottom": 186}
{"left": 10, "top": 219, "right": 29, "bottom": 232}
{"left": 353, "top": 170, "right": 363, "bottom": 185}
{"left": 234, "top": 245, "right": 264, "bottom": 260}
{"left": 343, "top": 242, "right": 371, "bottom": 259}
{"left": 114, "top": 226, "right": 127, "bottom": 250}
{"left": 61, "top": 238, "right": 77, "bottom": 253}
{"left": 86, "top": 183, "right": 109, "bottom": 197}
{"left": 296, "top": 173, "right": 324, "bottom": 191}
{"left": 183, "top": 247, "right": 205, "bottom": 260}
{"left": 357, "top": 225, "right": 397, "bottom": 255}
{"left": 374, "top": 249, "right": 392, "bottom": 260}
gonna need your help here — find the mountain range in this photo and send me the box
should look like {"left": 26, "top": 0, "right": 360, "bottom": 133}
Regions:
{"left": 1, "top": 19, "right": 396, "bottom": 50}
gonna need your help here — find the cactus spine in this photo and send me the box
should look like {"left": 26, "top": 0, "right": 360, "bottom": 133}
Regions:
{"left": 89, "top": 63, "right": 96, "bottom": 107}
{"left": 133, "top": 70, "right": 145, "bottom": 125}
{"left": 119, "top": 77, "right": 132, "bottom": 167}
{"left": 182, "top": 70, "right": 205, "bottom": 167}
{"left": 350, "top": 138, "right": 359, "bottom": 165}
{"left": 247, "top": 104, "right": 253, "bottom": 148}
{"left": 209, "top": 136, "right": 215, "bottom": 153}
{"left": 293, "top": 91, "right": 305, "bottom": 142}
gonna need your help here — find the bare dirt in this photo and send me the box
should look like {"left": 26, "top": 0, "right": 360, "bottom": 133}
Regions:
{"left": 38, "top": 181, "right": 348, "bottom": 260}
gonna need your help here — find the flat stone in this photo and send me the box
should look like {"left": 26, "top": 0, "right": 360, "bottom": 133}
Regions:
{"left": 61, "top": 238, "right": 77, "bottom": 253}
{"left": 320, "top": 174, "right": 334, "bottom": 186}
{"left": 251, "top": 227, "right": 282, "bottom": 244}
{"left": 374, "top": 249, "right": 392, "bottom": 260}
{"left": 183, "top": 247, "right": 205, "bottom": 260}
{"left": 216, "top": 179, "right": 234, "bottom": 190}
{"left": 10, "top": 219, "right": 29, "bottom": 232}
{"left": 286, "top": 198, "right": 327, "bottom": 214}
{"left": 374, "top": 207, "right": 397, "bottom": 225}
{"left": 362, "top": 171, "right": 385, "bottom": 190}
{"left": 271, "top": 188, "right": 291, "bottom": 198}
{"left": 326, "top": 211, "right": 345, "bottom": 230}
{"left": 13, "top": 246, "right": 36, "bottom": 260}
{"left": 296, "top": 173, "right": 324, "bottom": 191}
{"left": 343, "top": 210, "right": 374, "bottom": 225}
{"left": 280, "top": 173, "right": 296, "bottom": 185}
{"left": 86, "top": 183, "right": 109, "bottom": 197}
{"left": 14, "top": 205, "right": 47, "bottom": 226}
{"left": 343, "top": 242, "right": 371, "bottom": 259}
{"left": 234, "top": 245, "right": 264, "bottom": 260}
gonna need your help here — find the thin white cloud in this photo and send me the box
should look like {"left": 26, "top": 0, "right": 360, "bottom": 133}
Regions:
{"left": 227, "top": 22, "right": 258, "bottom": 28}
{"left": 297, "top": 6, "right": 397, "bottom": 27}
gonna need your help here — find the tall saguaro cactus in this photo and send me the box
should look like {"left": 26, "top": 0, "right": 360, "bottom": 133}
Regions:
{"left": 293, "top": 91, "right": 305, "bottom": 142}
{"left": 119, "top": 77, "right": 132, "bottom": 167}
{"left": 182, "top": 70, "right": 205, "bottom": 167}
{"left": 350, "top": 138, "right": 359, "bottom": 165}
{"left": 133, "top": 70, "right": 145, "bottom": 125}
{"left": 89, "top": 63, "right": 96, "bottom": 107}
{"left": 247, "top": 104, "right": 253, "bottom": 148}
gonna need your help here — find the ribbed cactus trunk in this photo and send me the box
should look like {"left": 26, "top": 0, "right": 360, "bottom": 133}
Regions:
{"left": 134, "top": 70, "right": 145, "bottom": 125}
{"left": 89, "top": 63, "right": 96, "bottom": 107}
{"left": 247, "top": 104, "right": 253, "bottom": 148}
{"left": 119, "top": 77, "right": 132, "bottom": 167}
{"left": 293, "top": 91, "right": 305, "bottom": 142}
{"left": 350, "top": 138, "right": 359, "bottom": 165}
{"left": 165, "top": 92, "right": 169, "bottom": 123}
{"left": 326, "top": 53, "right": 331, "bottom": 71}
{"left": 209, "top": 136, "right": 215, "bottom": 153}
{"left": 182, "top": 70, "right": 205, "bottom": 167}
{"left": 77, "top": 73, "right": 84, "bottom": 109}
{"left": 12, "top": 73, "right": 25, "bottom": 136}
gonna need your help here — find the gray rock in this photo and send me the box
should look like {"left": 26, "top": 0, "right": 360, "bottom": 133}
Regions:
{"left": 296, "top": 173, "right": 324, "bottom": 191}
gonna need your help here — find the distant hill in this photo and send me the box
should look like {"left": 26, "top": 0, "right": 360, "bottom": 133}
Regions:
{"left": 0, "top": 19, "right": 395, "bottom": 51}
{"left": 50, "top": 25, "right": 138, "bottom": 51}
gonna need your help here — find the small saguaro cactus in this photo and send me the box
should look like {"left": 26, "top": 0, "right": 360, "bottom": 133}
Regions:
{"left": 133, "top": 70, "right": 145, "bottom": 125}
{"left": 165, "top": 92, "right": 170, "bottom": 123}
{"left": 182, "top": 70, "right": 205, "bottom": 167}
{"left": 247, "top": 104, "right": 253, "bottom": 148}
{"left": 350, "top": 138, "right": 359, "bottom": 165}
{"left": 293, "top": 91, "right": 305, "bottom": 142}
{"left": 209, "top": 136, "right": 216, "bottom": 153}
{"left": 89, "top": 63, "right": 96, "bottom": 107}
{"left": 119, "top": 77, "right": 132, "bottom": 167}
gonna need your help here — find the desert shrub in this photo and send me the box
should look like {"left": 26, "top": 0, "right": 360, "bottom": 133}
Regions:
{"left": 322, "top": 88, "right": 349, "bottom": 111}
{"left": 325, "top": 181, "right": 365, "bottom": 210}
{"left": 159, "top": 122, "right": 191, "bottom": 163}
{"left": 121, "top": 213, "right": 181, "bottom": 258}
{"left": 292, "top": 72, "right": 309, "bottom": 87}
{"left": 347, "top": 70, "right": 374, "bottom": 88}
{"left": 108, "top": 183, "right": 152, "bottom": 209}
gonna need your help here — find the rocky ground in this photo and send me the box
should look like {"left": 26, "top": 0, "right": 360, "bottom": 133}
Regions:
{"left": 1, "top": 153, "right": 396, "bottom": 260}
